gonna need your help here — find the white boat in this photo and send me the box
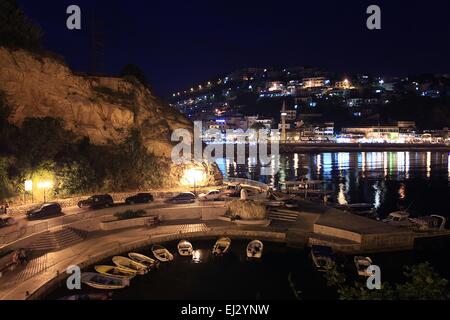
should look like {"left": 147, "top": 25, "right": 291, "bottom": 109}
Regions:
{"left": 177, "top": 240, "right": 194, "bottom": 256}
{"left": 128, "top": 252, "right": 159, "bottom": 269}
{"left": 409, "top": 215, "right": 447, "bottom": 231}
{"left": 152, "top": 245, "right": 174, "bottom": 262}
{"left": 311, "top": 245, "right": 336, "bottom": 272}
{"left": 95, "top": 265, "right": 136, "bottom": 279}
{"left": 212, "top": 237, "right": 231, "bottom": 255}
{"left": 382, "top": 211, "right": 411, "bottom": 226}
{"left": 81, "top": 272, "right": 129, "bottom": 290}
{"left": 354, "top": 256, "right": 373, "bottom": 277}
{"left": 112, "top": 256, "right": 148, "bottom": 275}
{"left": 246, "top": 240, "right": 263, "bottom": 259}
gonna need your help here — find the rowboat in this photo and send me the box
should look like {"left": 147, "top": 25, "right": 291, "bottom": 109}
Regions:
{"left": 246, "top": 240, "right": 263, "bottom": 259}
{"left": 128, "top": 252, "right": 159, "bottom": 269}
{"left": 58, "top": 293, "right": 112, "bottom": 300}
{"left": 311, "top": 245, "right": 336, "bottom": 272}
{"left": 152, "top": 245, "right": 174, "bottom": 262}
{"left": 212, "top": 237, "right": 231, "bottom": 255}
{"left": 177, "top": 240, "right": 194, "bottom": 256}
{"left": 112, "top": 256, "right": 148, "bottom": 275}
{"left": 354, "top": 256, "right": 373, "bottom": 277}
{"left": 95, "top": 265, "right": 136, "bottom": 279}
{"left": 81, "top": 272, "right": 129, "bottom": 290}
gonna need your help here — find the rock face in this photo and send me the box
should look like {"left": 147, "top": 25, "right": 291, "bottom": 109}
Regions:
{"left": 0, "top": 47, "right": 222, "bottom": 186}
{"left": 226, "top": 199, "right": 268, "bottom": 220}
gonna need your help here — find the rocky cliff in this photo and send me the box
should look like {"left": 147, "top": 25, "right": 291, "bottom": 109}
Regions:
{"left": 0, "top": 47, "right": 222, "bottom": 186}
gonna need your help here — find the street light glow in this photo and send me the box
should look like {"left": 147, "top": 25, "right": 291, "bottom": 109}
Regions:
{"left": 24, "top": 180, "right": 33, "bottom": 192}
{"left": 182, "top": 168, "right": 206, "bottom": 186}
{"left": 37, "top": 181, "right": 52, "bottom": 189}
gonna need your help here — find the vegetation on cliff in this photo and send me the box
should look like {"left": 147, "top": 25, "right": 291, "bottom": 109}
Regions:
{"left": 0, "top": 93, "right": 168, "bottom": 201}
{"left": 0, "top": 0, "right": 42, "bottom": 50}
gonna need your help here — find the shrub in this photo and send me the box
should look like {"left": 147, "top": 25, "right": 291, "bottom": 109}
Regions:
{"left": 226, "top": 199, "right": 267, "bottom": 220}
{"left": 114, "top": 210, "right": 146, "bottom": 221}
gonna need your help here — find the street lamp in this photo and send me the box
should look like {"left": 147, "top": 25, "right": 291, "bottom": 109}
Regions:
{"left": 37, "top": 181, "right": 52, "bottom": 203}
{"left": 183, "top": 168, "right": 206, "bottom": 196}
{"left": 24, "top": 180, "right": 33, "bottom": 203}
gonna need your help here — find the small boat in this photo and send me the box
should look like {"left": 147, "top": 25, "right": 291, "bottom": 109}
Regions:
{"left": 177, "top": 240, "right": 194, "bottom": 256}
{"left": 354, "top": 256, "right": 373, "bottom": 277}
{"left": 311, "top": 245, "right": 336, "bottom": 272}
{"left": 246, "top": 240, "right": 263, "bottom": 259}
{"left": 95, "top": 265, "right": 136, "bottom": 279}
{"left": 128, "top": 252, "right": 159, "bottom": 269}
{"left": 152, "top": 245, "right": 174, "bottom": 262}
{"left": 382, "top": 211, "right": 411, "bottom": 226}
{"left": 409, "top": 215, "right": 447, "bottom": 231}
{"left": 81, "top": 272, "right": 129, "bottom": 290}
{"left": 212, "top": 237, "right": 231, "bottom": 256}
{"left": 112, "top": 256, "right": 148, "bottom": 275}
{"left": 58, "top": 293, "right": 112, "bottom": 300}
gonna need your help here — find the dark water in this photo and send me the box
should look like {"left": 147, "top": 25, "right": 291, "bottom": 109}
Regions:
{"left": 46, "top": 238, "right": 450, "bottom": 300}
{"left": 216, "top": 151, "right": 450, "bottom": 218}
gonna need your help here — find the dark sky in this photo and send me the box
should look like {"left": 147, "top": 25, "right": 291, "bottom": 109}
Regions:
{"left": 17, "top": 0, "right": 450, "bottom": 97}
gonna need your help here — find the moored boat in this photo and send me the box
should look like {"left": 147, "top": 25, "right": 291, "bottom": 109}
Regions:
{"left": 58, "top": 293, "right": 112, "bottom": 300}
{"left": 177, "top": 240, "right": 194, "bottom": 256}
{"left": 112, "top": 256, "right": 148, "bottom": 275}
{"left": 212, "top": 237, "right": 231, "bottom": 255}
{"left": 81, "top": 272, "right": 129, "bottom": 290}
{"left": 246, "top": 240, "right": 263, "bottom": 259}
{"left": 128, "top": 252, "right": 160, "bottom": 269}
{"left": 152, "top": 245, "right": 174, "bottom": 262}
{"left": 95, "top": 265, "right": 136, "bottom": 279}
{"left": 354, "top": 256, "right": 373, "bottom": 277}
{"left": 310, "top": 245, "right": 336, "bottom": 272}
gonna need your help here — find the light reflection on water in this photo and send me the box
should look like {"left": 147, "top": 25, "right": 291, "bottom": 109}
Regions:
{"left": 218, "top": 151, "right": 450, "bottom": 217}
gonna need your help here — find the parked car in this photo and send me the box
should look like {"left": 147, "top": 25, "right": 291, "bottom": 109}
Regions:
{"left": 198, "top": 190, "right": 222, "bottom": 201}
{"left": 77, "top": 194, "right": 114, "bottom": 209}
{"left": 222, "top": 185, "right": 241, "bottom": 197}
{"left": 26, "top": 203, "right": 62, "bottom": 220}
{"left": 0, "top": 216, "right": 16, "bottom": 228}
{"left": 125, "top": 193, "right": 154, "bottom": 205}
{"left": 165, "top": 192, "right": 196, "bottom": 204}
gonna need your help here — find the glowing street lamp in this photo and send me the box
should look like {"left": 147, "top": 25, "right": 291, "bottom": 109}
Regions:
{"left": 24, "top": 180, "right": 33, "bottom": 203}
{"left": 183, "top": 168, "right": 206, "bottom": 196}
{"left": 37, "top": 181, "right": 52, "bottom": 203}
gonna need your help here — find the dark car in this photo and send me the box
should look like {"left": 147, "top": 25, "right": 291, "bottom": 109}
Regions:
{"left": 26, "top": 203, "right": 62, "bottom": 220}
{"left": 165, "top": 192, "right": 196, "bottom": 204}
{"left": 0, "top": 217, "right": 16, "bottom": 228}
{"left": 77, "top": 194, "right": 114, "bottom": 209}
{"left": 125, "top": 193, "right": 154, "bottom": 205}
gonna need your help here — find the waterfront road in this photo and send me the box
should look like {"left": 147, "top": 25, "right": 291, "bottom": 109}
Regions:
{"left": 0, "top": 199, "right": 223, "bottom": 240}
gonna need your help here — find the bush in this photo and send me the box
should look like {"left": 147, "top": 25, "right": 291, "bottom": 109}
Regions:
{"left": 0, "top": 0, "right": 42, "bottom": 50}
{"left": 114, "top": 210, "right": 146, "bottom": 221}
{"left": 226, "top": 199, "right": 267, "bottom": 220}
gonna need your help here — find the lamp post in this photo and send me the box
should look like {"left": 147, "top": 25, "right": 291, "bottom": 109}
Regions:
{"left": 24, "top": 180, "right": 33, "bottom": 203}
{"left": 37, "top": 181, "right": 52, "bottom": 203}
{"left": 184, "top": 168, "right": 205, "bottom": 196}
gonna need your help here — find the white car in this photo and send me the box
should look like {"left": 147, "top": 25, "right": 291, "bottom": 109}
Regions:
{"left": 198, "top": 190, "right": 222, "bottom": 201}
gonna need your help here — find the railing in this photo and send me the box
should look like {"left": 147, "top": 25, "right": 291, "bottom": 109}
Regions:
{"left": 224, "top": 178, "right": 270, "bottom": 192}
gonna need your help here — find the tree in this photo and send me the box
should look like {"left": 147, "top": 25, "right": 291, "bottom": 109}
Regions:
{"left": 0, "top": 0, "right": 42, "bottom": 50}
{"left": 120, "top": 64, "right": 148, "bottom": 87}
{"left": 325, "top": 263, "right": 450, "bottom": 300}
{"left": 0, "top": 157, "right": 14, "bottom": 202}
{"left": 17, "top": 117, "right": 73, "bottom": 169}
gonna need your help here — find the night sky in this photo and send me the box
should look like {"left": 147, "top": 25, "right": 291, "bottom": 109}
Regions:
{"left": 17, "top": 0, "right": 450, "bottom": 97}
